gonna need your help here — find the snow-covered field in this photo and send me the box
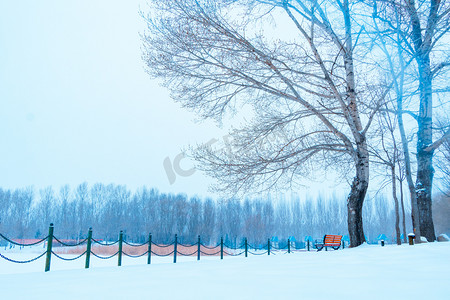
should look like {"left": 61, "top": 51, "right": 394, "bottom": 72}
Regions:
{"left": 1, "top": 242, "right": 449, "bottom": 299}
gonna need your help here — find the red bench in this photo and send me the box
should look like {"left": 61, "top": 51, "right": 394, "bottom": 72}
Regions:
{"left": 314, "top": 234, "right": 343, "bottom": 251}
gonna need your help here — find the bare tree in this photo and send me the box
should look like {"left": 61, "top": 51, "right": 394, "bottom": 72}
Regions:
{"left": 369, "top": 105, "right": 403, "bottom": 245}
{"left": 141, "top": 0, "right": 393, "bottom": 247}
{"left": 37, "top": 186, "right": 56, "bottom": 233}
{"left": 396, "top": 161, "right": 409, "bottom": 243}
{"left": 372, "top": 0, "right": 450, "bottom": 241}
{"left": 187, "top": 197, "right": 202, "bottom": 242}
{"left": 202, "top": 198, "right": 216, "bottom": 243}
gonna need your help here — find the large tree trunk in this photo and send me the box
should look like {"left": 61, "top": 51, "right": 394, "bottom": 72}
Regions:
{"left": 415, "top": 51, "right": 436, "bottom": 242}
{"left": 416, "top": 107, "right": 436, "bottom": 241}
{"left": 416, "top": 150, "right": 435, "bottom": 241}
{"left": 347, "top": 144, "right": 369, "bottom": 247}
{"left": 341, "top": 0, "right": 368, "bottom": 248}
{"left": 407, "top": 0, "right": 437, "bottom": 242}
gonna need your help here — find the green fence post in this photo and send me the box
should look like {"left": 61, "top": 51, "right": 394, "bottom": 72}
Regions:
{"left": 85, "top": 227, "right": 92, "bottom": 269}
{"left": 197, "top": 235, "right": 201, "bottom": 261}
{"left": 288, "top": 238, "right": 291, "bottom": 254}
{"left": 220, "top": 237, "right": 224, "bottom": 260}
{"left": 147, "top": 233, "right": 152, "bottom": 265}
{"left": 245, "top": 238, "right": 248, "bottom": 258}
{"left": 44, "top": 223, "right": 54, "bottom": 272}
{"left": 173, "top": 234, "right": 177, "bottom": 263}
{"left": 307, "top": 240, "right": 310, "bottom": 251}
{"left": 118, "top": 230, "right": 123, "bottom": 266}
{"left": 342, "top": 240, "right": 345, "bottom": 249}
{"left": 268, "top": 238, "right": 270, "bottom": 255}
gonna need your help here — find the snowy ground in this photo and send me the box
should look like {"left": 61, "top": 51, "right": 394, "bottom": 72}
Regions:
{"left": 0, "top": 242, "right": 449, "bottom": 299}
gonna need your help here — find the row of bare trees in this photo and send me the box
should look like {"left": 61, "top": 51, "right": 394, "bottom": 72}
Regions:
{"left": 2, "top": 183, "right": 437, "bottom": 245}
{"left": 142, "top": 0, "right": 450, "bottom": 245}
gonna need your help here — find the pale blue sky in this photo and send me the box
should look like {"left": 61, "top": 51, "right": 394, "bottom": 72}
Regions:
{"left": 0, "top": 0, "right": 349, "bottom": 199}
{"left": 0, "top": 0, "right": 227, "bottom": 195}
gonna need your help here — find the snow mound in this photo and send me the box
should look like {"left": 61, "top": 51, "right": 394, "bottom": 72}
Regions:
{"left": 437, "top": 234, "right": 450, "bottom": 242}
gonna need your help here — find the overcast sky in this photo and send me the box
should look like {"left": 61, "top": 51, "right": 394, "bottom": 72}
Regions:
{"left": 0, "top": 0, "right": 348, "bottom": 199}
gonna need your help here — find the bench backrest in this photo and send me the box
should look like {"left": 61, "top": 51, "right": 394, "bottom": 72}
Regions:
{"left": 323, "top": 234, "right": 343, "bottom": 246}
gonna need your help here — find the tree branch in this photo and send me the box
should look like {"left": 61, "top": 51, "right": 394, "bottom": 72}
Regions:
{"left": 424, "top": 128, "right": 450, "bottom": 152}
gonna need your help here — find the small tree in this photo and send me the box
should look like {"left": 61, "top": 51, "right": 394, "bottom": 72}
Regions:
{"left": 369, "top": 105, "right": 403, "bottom": 245}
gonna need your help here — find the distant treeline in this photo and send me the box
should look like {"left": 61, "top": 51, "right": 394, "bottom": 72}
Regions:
{"left": 0, "top": 183, "right": 420, "bottom": 244}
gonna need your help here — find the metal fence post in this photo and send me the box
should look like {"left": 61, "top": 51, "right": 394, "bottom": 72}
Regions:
{"left": 245, "top": 238, "right": 248, "bottom": 257}
{"left": 85, "top": 227, "right": 92, "bottom": 269}
{"left": 118, "top": 230, "right": 123, "bottom": 266}
{"left": 307, "top": 240, "right": 310, "bottom": 251}
{"left": 147, "top": 233, "right": 152, "bottom": 265}
{"left": 173, "top": 234, "right": 177, "bottom": 263}
{"left": 268, "top": 238, "right": 270, "bottom": 255}
{"left": 288, "top": 238, "right": 291, "bottom": 254}
{"left": 44, "top": 223, "right": 54, "bottom": 272}
{"left": 220, "top": 237, "right": 223, "bottom": 260}
{"left": 197, "top": 235, "right": 201, "bottom": 261}
{"left": 342, "top": 240, "right": 345, "bottom": 249}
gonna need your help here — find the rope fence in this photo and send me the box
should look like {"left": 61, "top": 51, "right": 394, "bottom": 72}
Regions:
{"left": 0, "top": 223, "right": 347, "bottom": 272}
{"left": 0, "top": 251, "right": 47, "bottom": 264}
{"left": 53, "top": 236, "right": 88, "bottom": 247}
{"left": 92, "top": 238, "right": 119, "bottom": 246}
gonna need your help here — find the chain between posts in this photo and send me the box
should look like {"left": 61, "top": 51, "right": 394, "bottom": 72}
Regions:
{"left": 0, "top": 251, "right": 47, "bottom": 263}
{"left": 52, "top": 251, "right": 86, "bottom": 261}
{"left": 177, "top": 250, "right": 198, "bottom": 256}
{"left": 199, "top": 250, "right": 221, "bottom": 256}
{"left": 151, "top": 250, "right": 175, "bottom": 257}
{"left": 223, "top": 250, "right": 245, "bottom": 256}
{"left": 91, "top": 239, "right": 119, "bottom": 246}
{"left": 123, "top": 240, "right": 149, "bottom": 247}
{"left": 201, "top": 243, "right": 221, "bottom": 249}
{"left": 53, "top": 236, "right": 88, "bottom": 247}
{"left": 0, "top": 234, "right": 48, "bottom": 246}
{"left": 91, "top": 251, "right": 119, "bottom": 260}
{"left": 123, "top": 251, "right": 149, "bottom": 258}
{"left": 248, "top": 250, "right": 269, "bottom": 255}
{"left": 152, "top": 242, "right": 175, "bottom": 248}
